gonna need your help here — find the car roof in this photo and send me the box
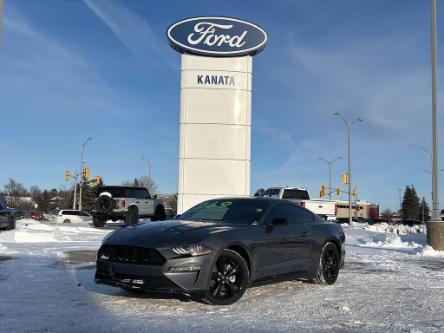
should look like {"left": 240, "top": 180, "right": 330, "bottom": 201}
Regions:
{"left": 98, "top": 185, "right": 148, "bottom": 190}
{"left": 203, "top": 196, "right": 283, "bottom": 204}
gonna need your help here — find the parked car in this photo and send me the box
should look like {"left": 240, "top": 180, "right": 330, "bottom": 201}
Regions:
{"left": 260, "top": 187, "right": 337, "bottom": 221}
{"left": 0, "top": 197, "right": 15, "bottom": 230}
{"left": 92, "top": 185, "right": 166, "bottom": 227}
{"left": 56, "top": 210, "right": 92, "bottom": 224}
{"left": 29, "top": 212, "right": 46, "bottom": 221}
{"left": 95, "top": 197, "right": 345, "bottom": 305}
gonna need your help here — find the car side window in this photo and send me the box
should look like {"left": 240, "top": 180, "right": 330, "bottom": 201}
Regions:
{"left": 125, "top": 189, "right": 135, "bottom": 198}
{"left": 0, "top": 198, "right": 6, "bottom": 210}
{"left": 283, "top": 204, "right": 314, "bottom": 224}
{"left": 264, "top": 203, "right": 314, "bottom": 225}
{"left": 136, "top": 189, "right": 150, "bottom": 199}
{"left": 143, "top": 189, "right": 151, "bottom": 199}
{"left": 263, "top": 203, "right": 287, "bottom": 225}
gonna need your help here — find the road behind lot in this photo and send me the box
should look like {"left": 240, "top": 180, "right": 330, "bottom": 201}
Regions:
{"left": 0, "top": 220, "right": 443, "bottom": 333}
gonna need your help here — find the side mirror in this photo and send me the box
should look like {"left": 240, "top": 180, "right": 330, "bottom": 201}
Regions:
{"left": 271, "top": 217, "right": 288, "bottom": 226}
{"left": 152, "top": 194, "right": 158, "bottom": 199}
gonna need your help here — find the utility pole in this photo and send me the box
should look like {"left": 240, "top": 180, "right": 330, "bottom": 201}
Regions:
{"left": 78, "top": 137, "right": 92, "bottom": 211}
{"left": 428, "top": 0, "right": 444, "bottom": 250}
{"left": 72, "top": 170, "right": 78, "bottom": 210}
{"left": 318, "top": 157, "right": 342, "bottom": 200}
{"left": 141, "top": 157, "right": 152, "bottom": 193}
{"left": 334, "top": 113, "right": 363, "bottom": 224}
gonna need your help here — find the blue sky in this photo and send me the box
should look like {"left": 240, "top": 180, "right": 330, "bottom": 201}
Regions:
{"left": 1, "top": 0, "right": 443, "bottom": 211}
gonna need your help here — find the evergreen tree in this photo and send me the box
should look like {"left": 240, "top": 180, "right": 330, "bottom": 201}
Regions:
{"left": 401, "top": 185, "right": 420, "bottom": 219}
{"left": 80, "top": 182, "right": 96, "bottom": 212}
{"left": 37, "top": 190, "right": 51, "bottom": 212}
{"left": 418, "top": 197, "right": 430, "bottom": 221}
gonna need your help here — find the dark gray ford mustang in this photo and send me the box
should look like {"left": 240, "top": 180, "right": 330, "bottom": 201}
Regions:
{"left": 95, "top": 197, "right": 345, "bottom": 305}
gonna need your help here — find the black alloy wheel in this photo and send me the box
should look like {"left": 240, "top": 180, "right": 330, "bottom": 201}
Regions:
{"left": 125, "top": 207, "right": 139, "bottom": 226}
{"left": 63, "top": 219, "right": 71, "bottom": 224}
{"left": 201, "top": 249, "right": 249, "bottom": 305}
{"left": 312, "top": 242, "right": 340, "bottom": 285}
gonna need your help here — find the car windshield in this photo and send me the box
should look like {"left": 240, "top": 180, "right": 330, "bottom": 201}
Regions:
{"left": 180, "top": 199, "right": 271, "bottom": 224}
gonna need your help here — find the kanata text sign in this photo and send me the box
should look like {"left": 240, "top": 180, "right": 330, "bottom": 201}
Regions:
{"left": 167, "top": 17, "right": 267, "bottom": 57}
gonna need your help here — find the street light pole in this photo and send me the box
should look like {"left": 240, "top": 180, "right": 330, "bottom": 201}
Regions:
{"left": 318, "top": 157, "right": 342, "bottom": 200}
{"left": 428, "top": 0, "right": 444, "bottom": 250}
{"left": 78, "top": 137, "right": 92, "bottom": 211}
{"left": 431, "top": 0, "right": 440, "bottom": 222}
{"left": 334, "top": 112, "right": 362, "bottom": 224}
{"left": 72, "top": 170, "right": 78, "bottom": 210}
{"left": 141, "top": 157, "right": 152, "bottom": 193}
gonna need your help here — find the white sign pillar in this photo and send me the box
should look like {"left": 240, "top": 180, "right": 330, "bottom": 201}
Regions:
{"left": 178, "top": 54, "right": 252, "bottom": 213}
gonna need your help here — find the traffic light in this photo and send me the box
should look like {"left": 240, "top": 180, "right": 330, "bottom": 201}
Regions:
{"left": 352, "top": 188, "right": 357, "bottom": 197}
{"left": 65, "top": 170, "right": 71, "bottom": 182}
{"left": 336, "top": 188, "right": 341, "bottom": 195}
{"left": 82, "top": 167, "right": 89, "bottom": 180}
{"left": 320, "top": 184, "right": 327, "bottom": 197}
{"left": 96, "top": 176, "right": 102, "bottom": 185}
{"left": 342, "top": 172, "right": 349, "bottom": 184}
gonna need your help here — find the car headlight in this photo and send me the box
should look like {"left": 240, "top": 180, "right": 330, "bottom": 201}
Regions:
{"left": 171, "top": 244, "right": 212, "bottom": 257}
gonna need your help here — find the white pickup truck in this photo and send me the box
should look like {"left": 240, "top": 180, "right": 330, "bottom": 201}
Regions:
{"left": 260, "top": 187, "right": 337, "bottom": 221}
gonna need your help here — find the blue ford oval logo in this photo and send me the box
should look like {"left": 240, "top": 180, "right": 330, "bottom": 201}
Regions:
{"left": 167, "top": 17, "right": 267, "bottom": 57}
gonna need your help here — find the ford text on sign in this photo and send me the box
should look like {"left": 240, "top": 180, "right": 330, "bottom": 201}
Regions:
{"left": 167, "top": 17, "right": 267, "bottom": 57}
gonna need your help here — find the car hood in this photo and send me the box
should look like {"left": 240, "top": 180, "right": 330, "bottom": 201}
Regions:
{"left": 104, "top": 220, "right": 243, "bottom": 248}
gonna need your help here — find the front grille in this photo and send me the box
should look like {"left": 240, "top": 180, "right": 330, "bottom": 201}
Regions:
{"left": 98, "top": 245, "right": 165, "bottom": 265}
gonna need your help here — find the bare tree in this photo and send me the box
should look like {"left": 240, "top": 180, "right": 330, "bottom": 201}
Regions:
{"left": 4, "top": 178, "right": 28, "bottom": 208}
{"left": 121, "top": 176, "right": 158, "bottom": 194}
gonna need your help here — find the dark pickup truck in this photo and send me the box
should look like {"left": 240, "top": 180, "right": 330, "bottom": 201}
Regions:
{"left": 0, "top": 197, "right": 15, "bottom": 230}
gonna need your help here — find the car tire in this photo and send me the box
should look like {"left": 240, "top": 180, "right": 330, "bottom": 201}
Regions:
{"left": 200, "top": 249, "right": 249, "bottom": 305}
{"left": 124, "top": 207, "right": 139, "bottom": 226}
{"left": 63, "top": 219, "right": 71, "bottom": 224}
{"left": 311, "top": 242, "right": 340, "bottom": 285}
{"left": 93, "top": 217, "right": 106, "bottom": 228}
{"left": 151, "top": 205, "right": 166, "bottom": 221}
{"left": 7, "top": 217, "right": 15, "bottom": 230}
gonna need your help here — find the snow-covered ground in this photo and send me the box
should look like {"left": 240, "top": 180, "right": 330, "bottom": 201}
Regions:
{"left": 0, "top": 219, "right": 443, "bottom": 333}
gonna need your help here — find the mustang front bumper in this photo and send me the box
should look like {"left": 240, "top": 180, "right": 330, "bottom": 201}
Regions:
{"left": 95, "top": 255, "right": 213, "bottom": 293}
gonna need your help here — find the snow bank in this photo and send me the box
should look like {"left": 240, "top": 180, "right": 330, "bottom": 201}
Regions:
{"left": 417, "top": 245, "right": 444, "bottom": 257}
{"left": 0, "top": 219, "right": 111, "bottom": 244}
{"left": 362, "top": 234, "right": 422, "bottom": 249}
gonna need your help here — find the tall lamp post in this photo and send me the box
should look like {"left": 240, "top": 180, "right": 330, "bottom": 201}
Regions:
{"left": 429, "top": 0, "right": 443, "bottom": 250}
{"left": 141, "top": 157, "right": 152, "bottom": 193}
{"left": 318, "top": 157, "right": 342, "bottom": 200}
{"left": 78, "top": 137, "right": 92, "bottom": 211}
{"left": 410, "top": 143, "right": 433, "bottom": 202}
{"left": 334, "top": 112, "right": 362, "bottom": 224}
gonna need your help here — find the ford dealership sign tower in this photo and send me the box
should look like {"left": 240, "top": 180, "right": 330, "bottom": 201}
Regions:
{"left": 167, "top": 17, "right": 267, "bottom": 213}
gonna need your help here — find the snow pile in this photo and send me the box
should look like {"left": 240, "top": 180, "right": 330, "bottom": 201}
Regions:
{"left": 362, "top": 233, "right": 422, "bottom": 249}
{"left": 0, "top": 219, "right": 111, "bottom": 244}
{"left": 417, "top": 245, "right": 444, "bottom": 257}
{"left": 353, "top": 222, "right": 426, "bottom": 235}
